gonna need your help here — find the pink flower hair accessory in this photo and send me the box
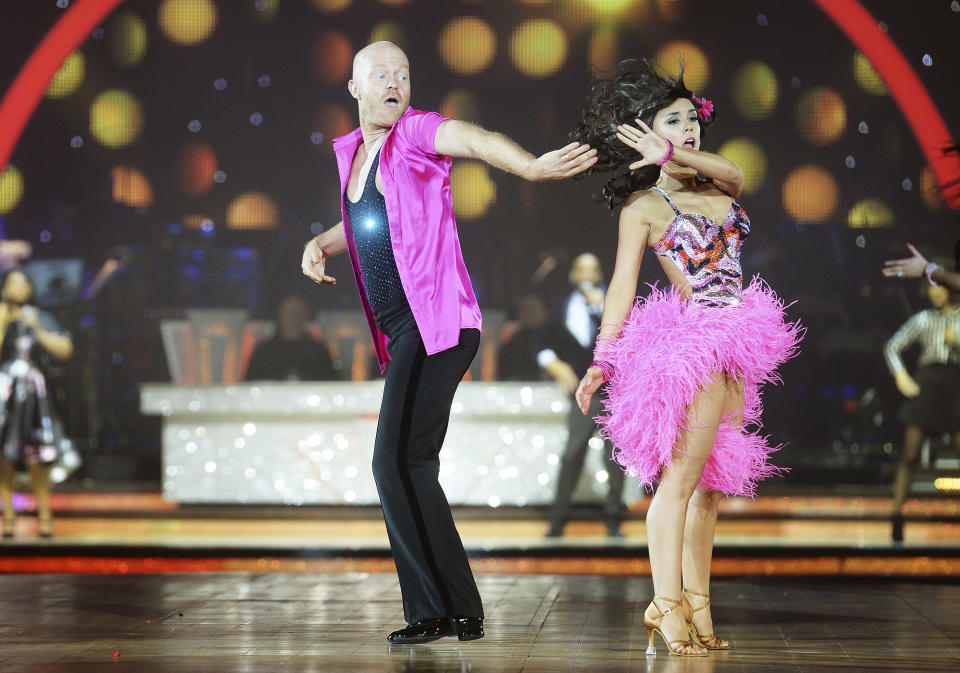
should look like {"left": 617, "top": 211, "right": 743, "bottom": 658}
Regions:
{"left": 692, "top": 95, "right": 714, "bottom": 121}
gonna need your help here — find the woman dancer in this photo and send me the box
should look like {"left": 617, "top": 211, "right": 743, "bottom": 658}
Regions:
{"left": 0, "top": 270, "right": 74, "bottom": 538}
{"left": 571, "top": 59, "right": 802, "bottom": 656}
{"left": 883, "top": 280, "right": 960, "bottom": 542}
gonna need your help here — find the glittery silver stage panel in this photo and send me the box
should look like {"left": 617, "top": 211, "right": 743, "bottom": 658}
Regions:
{"left": 141, "top": 382, "right": 637, "bottom": 506}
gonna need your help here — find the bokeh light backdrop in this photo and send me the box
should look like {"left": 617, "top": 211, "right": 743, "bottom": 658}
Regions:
{"left": 0, "top": 0, "right": 958, "bottom": 463}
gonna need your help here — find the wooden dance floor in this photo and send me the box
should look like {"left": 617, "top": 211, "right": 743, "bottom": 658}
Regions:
{"left": 1, "top": 573, "right": 957, "bottom": 672}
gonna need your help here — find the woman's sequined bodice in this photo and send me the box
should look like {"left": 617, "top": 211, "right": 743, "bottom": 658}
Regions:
{"left": 650, "top": 185, "right": 750, "bottom": 306}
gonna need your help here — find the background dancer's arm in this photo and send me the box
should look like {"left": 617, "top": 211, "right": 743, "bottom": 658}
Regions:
{"left": 884, "top": 315, "right": 923, "bottom": 398}
{"left": 575, "top": 197, "right": 650, "bottom": 414}
{"left": 616, "top": 119, "right": 744, "bottom": 197}
{"left": 434, "top": 120, "right": 597, "bottom": 181}
{"left": 882, "top": 243, "right": 960, "bottom": 292}
{"left": 301, "top": 222, "right": 346, "bottom": 285}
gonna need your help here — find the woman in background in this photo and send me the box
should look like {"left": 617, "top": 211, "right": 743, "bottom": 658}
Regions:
{"left": 0, "top": 270, "right": 74, "bottom": 538}
{"left": 884, "top": 280, "right": 960, "bottom": 542}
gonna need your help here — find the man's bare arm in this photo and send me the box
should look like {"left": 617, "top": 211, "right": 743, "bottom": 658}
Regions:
{"left": 433, "top": 120, "right": 597, "bottom": 181}
{"left": 883, "top": 243, "right": 960, "bottom": 293}
{"left": 302, "top": 222, "right": 346, "bottom": 285}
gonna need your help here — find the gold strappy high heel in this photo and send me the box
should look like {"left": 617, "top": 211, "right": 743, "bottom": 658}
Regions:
{"left": 644, "top": 595, "right": 707, "bottom": 656}
{"left": 682, "top": 588, "right": 730, "bottom": 650}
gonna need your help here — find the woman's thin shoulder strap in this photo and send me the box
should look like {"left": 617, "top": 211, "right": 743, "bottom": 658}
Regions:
{"left": 650, "top": 185, "right": 681, "bottom": 215}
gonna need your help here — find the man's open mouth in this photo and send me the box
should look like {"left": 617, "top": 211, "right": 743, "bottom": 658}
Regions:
{"left": 385, "top": 97, "right": 399, "bottom": 108}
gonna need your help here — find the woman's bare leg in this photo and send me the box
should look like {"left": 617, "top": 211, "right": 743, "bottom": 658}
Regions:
{"left": 27, "top": 463, "right": 52, "bottom": 529}
{"left": 681, "top": 375, "right": 743, "bottom": 638}
{"left": 0, "top": 461, "right": 14, "bottom": 527}
{"left": 646, "top": 373, "right": 726, "bottom": 646}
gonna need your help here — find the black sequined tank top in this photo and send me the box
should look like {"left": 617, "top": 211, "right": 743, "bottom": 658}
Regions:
{"left": 344, "top": 149, "right": 406, "bottom": 312}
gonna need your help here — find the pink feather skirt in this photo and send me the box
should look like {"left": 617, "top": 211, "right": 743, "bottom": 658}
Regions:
{"left": 596, "top": 277, "right": 803, "bottom": 497}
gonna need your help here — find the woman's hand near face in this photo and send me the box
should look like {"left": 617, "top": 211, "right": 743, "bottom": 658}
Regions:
{"left": 616, "top": 119, "right": 671, "bottom": 169}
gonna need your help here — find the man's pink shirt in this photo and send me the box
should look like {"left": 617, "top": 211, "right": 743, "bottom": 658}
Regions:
{"left": 333, "top": 107, "right": 482, "bottom": 373}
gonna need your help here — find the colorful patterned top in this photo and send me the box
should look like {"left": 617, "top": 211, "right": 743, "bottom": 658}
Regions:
{"left": 650, "top": 185, "right": 750, "bottom": 307}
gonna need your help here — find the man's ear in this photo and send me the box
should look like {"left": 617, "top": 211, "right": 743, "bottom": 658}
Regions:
{"left": 348, "top": 80, "right": 359, "bottom": 100}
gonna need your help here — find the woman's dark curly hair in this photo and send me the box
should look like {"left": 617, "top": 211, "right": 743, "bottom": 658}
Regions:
{"left": 570, "top": 58, "right": 714, "bottom": 210}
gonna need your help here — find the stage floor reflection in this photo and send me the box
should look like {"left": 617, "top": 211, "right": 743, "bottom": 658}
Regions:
{"left": 0, "top": 573, "right": 957, "bottom": 672}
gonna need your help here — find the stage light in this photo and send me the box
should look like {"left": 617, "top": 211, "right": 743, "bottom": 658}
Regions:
{"left": 655, "top": 40, "right": 709, "bottom": 91}
{"left": 158, "top": 0, "right": 218, "bottom": 46}
{"left": 312, "top": 30, "right": 353, "bottom": 84}
{"left": 440, "top": 89, "right": 481, "bottom": 123}
{"left": 853, "top": 51, "right": 887, "bottom": 95}
{"left": 45, "top": 50, "right": 84, "bottom": 99}
{"left": 177, "top": 143, "right": 218, "bottom": 195}
{"left": 111, "top": 165, "right": 153, "bottom": 210}
{"left": 510, "top": 20, "right": 568, "bottom": 78}
{"left": 588, "top": 26, "right": 618, "bottom": 73}
{"left": 656, "top": 0, "right": 686, "bottom": 21}
{"left": 782, "top": 165, "right": 839, "bottom": 223}
{"left": 718, "top": 138, "right": 767, "bottom": 194}
{"left": 919, "top": 166, "right": 944, "bottom": 211}
{"left": 731, "top": 61, "right": 778, "bottom": 121}
{"left": 438, "top": 17, "right": 496, "bottom": 76}
{"left": 313, "top": 103, "right": 354, "bottom": 154}
{"left": 107, "top": 11, "right": 147, "bottom": 68}
{"left": 249, "top": 0, "right": 279, "bottom": 22}
{"left": 847, "top": 199, "right": 894, "bottom": 228}
{"left": 311, "top": 0, "right": 352, "bottom": 11}
{"left": 451, "top": 161, "right": 495, "bottom": 219}
{"left": 90, "top": 89, "right": 143, "bottom": 148}
{"left": 369, "top": 21, "right": 407, "bottom": 50}
{"left": 0, "top": 165, "right": 24, "bottom": 214}
{"left": 934, "top": 477, "right": 960, "bottom": 491}
{"left": 797, "top": 87, "right": 846, "bottom": 145}
{"left": 227, "top": 192, "right": 279, "bottom": 229}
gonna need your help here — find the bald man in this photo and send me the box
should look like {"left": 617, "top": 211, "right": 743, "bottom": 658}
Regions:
{"left": 301, "top": 42, "right": 596, "bottom": 645}
{"left": 538, "top": 253, "right": 625, "bottom": 538}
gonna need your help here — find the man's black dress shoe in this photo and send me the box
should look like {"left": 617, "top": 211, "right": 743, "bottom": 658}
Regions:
{"left": 387, "top": 618, "right": 455, "bottom": 644}
{"left": 451, "top": 615, "right": 484, "bottom": 641}
{"left": 387, "top": 616, "right": 484, "bottom": 644}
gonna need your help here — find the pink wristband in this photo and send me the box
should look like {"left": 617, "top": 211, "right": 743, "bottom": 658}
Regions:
{"left": 656, "top": 139, "right": 674, "bottom": 166}
{"left": 590, "top": 360, "right": 615, "bottom": 382}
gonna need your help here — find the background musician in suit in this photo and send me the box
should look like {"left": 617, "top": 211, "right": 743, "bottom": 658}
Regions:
{"left": 539, "top": 253, "right": 625, "bottom": 537}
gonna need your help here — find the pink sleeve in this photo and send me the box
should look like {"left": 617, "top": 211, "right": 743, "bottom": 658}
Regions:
{"left": 396, "top": 110, "right": 449, "bottom": 158}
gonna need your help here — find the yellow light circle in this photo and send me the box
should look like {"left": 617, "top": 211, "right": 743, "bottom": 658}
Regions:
{"left": 311, "top": 0, "right": 352, "bottom": 10}
{"left": 108, "top": 11, "right": 148, "bottom": 68}
{"left": 920, "top": 166, "right": 944, "bottom": 211}
{"left": 847, "top": 198, "right": 894, "bottom": 228}
{"left": 438, "top": 17, "right": 496, "bottom": 76}
{"left": 782, "top": 165, "right": 839, "bottom": 223}
{"left": 45, "top": 51, "right": 85, "bottom": 99}
{"left": 588, "top": 26, "right": 618, "bottom": 73}
{"left": 655, "top": 40, "right": 709, "bottom": 92}
{"left": 159, "top": 0, "right": 218, "bottom": 46}
{"left": 797, "top": 87, "right": 846, "bottom": 145}
{"left": 717, "top": 138, "right": 767, "bottom": 195}
{"left": 585, "top": 0, "right": 634, "bottom": 17}
{"left": 370, "top": 21, "right": 407, "bottom": 50}
{"left": 90, "top": 89, "right": 144, "bottom": 148}
{"left": 440, "top": 89, "right": 482, "bottom": 123}
{"left": 510, "top": 20, "right": 568, "bottom": 78}
{"left": 111, "top": 166, "right": 153, "bottom": 210}
{"left": 853, "top": 51, "right": 887, "bottom": 96}
{"left": 227, "top": 192, "right": 279, "bottom": 229}
{"left": 451, "top": 161, "right": 496, "bottom": 219}
{"left": 0, "top": 165, "right": 24, "bottom": 215}
{"left": 731, "top": 60, "right": 778, "bottom": 121}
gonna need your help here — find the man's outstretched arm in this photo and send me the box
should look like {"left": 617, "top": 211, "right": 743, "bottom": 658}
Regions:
{"left": 302, "top": 222, "right": 346, "bottom": 285}
{"left": 434, "top": 120, "right": 597, "bottom": 181}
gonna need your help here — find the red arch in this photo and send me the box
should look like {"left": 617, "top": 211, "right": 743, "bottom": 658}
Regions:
{"left": 1, "top": 0, "right": 958, "bottom": 208}
{"left": 0, "top": 0, "right": 125, "bottom": 173}
{"left": 812, "top": 0, "right": 960, "bottom": 208}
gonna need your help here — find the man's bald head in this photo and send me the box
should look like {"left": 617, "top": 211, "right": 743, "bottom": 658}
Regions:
{"left": 348, "top": 41, "right": 412, "bottom": 130}
{"left": 352, "top": 41, "right": 408, "bottom": 81}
